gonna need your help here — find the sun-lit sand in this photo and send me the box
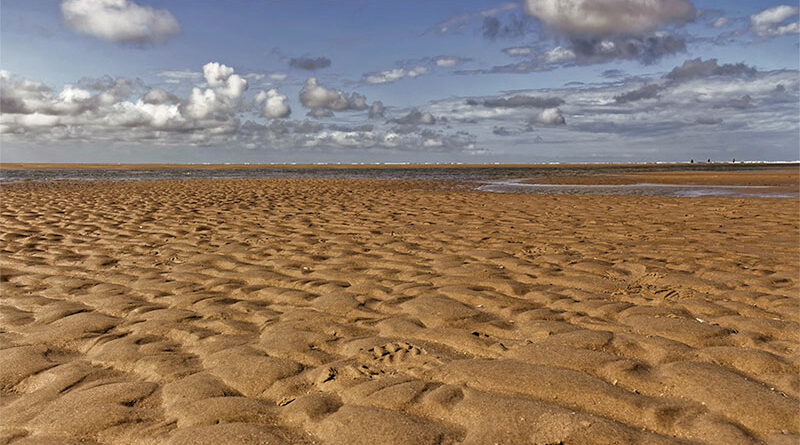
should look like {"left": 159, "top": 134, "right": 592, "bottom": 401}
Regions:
{"left": 1, "top": 168, "right": 798, "bottom": 444}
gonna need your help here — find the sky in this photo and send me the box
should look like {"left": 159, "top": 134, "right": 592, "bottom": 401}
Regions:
{"left": 1, "top": 0, "right": 799, "bottom": 163}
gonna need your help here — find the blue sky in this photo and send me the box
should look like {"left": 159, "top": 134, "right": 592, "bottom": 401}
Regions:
{"left": 1, "top": 0, "right": 798, "bottom": 163}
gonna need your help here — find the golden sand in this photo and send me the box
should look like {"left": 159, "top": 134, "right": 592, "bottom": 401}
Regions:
{"left": 1, "top": 173, "right": 798, "bottom": 444}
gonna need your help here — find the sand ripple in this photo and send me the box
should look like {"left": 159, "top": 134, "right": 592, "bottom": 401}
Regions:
{"left": 1, "top": 178, "right": 798, "bottom": 444}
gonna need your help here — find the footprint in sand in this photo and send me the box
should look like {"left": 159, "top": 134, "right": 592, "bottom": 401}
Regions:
{"left": 360, "top": 342, "right": 443, "bottom": 376}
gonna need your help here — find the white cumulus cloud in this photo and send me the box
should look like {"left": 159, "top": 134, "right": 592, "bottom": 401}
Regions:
{"left": 434, "top": 56, "right": 462, "bottom": 67}
{"left": 750, "top": 5, "right": 800, "bottom": 36}
{"left": 365, "top": 68, "right": 406, "bottom": 84}
{"left": 202, "top": 62, "right": 247, "bottom": 98}
{"left": 61, "top": 0, "right": 180, "bottom": 43}
{"left": 503, "top": 46, "right": 534, "bottom": 56}
{"left": 299, "top": 78, "right": 368, "bottom": 111}
{"left": 543, "top": 46, "right": 576, "bottom": 63}
{"left": 255, "top": 89, "right": 291, "bottom": 119}
{"left": 535, "top": 107, "right": 566, "bottom": 125}
{"left": 712, "top": 17, "right": 729, "bottom": 28}
{"left": 185, "top": 62, "right": 248, "bottom": 119}
{"left": 407, "top": 66, "right": 429, "bottom": 77}
{"left": 523, "top": 0, "right": 695, "bottom": 35}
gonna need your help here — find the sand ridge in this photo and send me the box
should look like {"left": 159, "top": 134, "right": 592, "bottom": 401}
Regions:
{"left": 1, "top": 177, "right": 798, "bottom": 444}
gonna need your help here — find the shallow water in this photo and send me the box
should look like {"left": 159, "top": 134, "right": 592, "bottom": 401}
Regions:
{"left": 1, "top": 164, "right": 796, "bottom": 198}
{"left": 0, "top": 166, "right": 560, "bottom": 183}
{"left": 477, "top": 180, "right": 798, "bottom": 198}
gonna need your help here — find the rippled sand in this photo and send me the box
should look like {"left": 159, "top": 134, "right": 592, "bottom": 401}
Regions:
{"left": 1, "top": 176, "right": 798, "bottom": 444}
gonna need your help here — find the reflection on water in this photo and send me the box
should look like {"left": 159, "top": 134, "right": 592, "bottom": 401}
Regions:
{"left": 0, "top": 166, "right": 564, "bottom": 183}
{"left": 1, "top": 164, "right": 796, "bottom": 198}
{"left": 477, "top": 181, "right": 797, "bottom": 198}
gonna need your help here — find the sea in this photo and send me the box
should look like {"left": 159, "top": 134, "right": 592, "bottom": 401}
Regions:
{"left": 1, "top": 163, "right": 796, "bottom": 198}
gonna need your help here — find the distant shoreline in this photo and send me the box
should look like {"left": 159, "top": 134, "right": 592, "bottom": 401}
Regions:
{"left": 1, "top": 161, "right": 798, "bottom": 170}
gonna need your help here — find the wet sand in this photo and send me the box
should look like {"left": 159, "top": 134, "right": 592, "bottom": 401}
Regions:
{"left": 523, "top": 167, "right": 799, "bottom": 185}
{"left": 1, "top": 173, "right": 798, "bottom": 444}
{"left": 513, "top": 167, "right": 800, "bottom": 198}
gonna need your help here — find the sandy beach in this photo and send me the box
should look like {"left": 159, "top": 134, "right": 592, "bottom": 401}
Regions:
{"left": 1, "top": 169, "right": 798, "bottom": 444}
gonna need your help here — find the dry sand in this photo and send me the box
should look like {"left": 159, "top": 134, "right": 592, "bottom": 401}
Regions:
{"left": 1, "top": 172, "right": 798, "bottom": 444}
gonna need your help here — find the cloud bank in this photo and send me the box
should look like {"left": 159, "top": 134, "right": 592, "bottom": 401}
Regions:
{"left": 431, "top": 57, "right": 798, "bottom": 159}
{"left": 0, "top": 63, "right": 479, "bottom": 154}
{"left": 2, "top": 57, "right": 797, "bottom": 161}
